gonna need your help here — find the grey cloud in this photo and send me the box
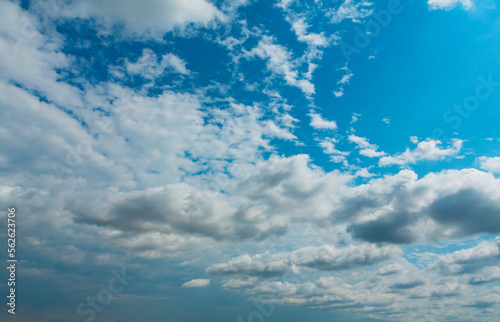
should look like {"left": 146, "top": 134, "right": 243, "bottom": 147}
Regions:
{"left": 428, "top": 188, "right": 500, "bottom": 237}
{"left": 294, "top": 244, "right": 399, "bottom": 271}
{"left": 341, "top": 169, "right": 500, "bottom": 244}
{"left": 469, "top": 267, "right": 500, "bottom": 285}
{"left": 347, "top": 211, "right": 418, "bottom": 244}
{"left": 207, "top": 243, "right": 399, "bottom": 278}
{"left": 430, "top": 239, "right": 500, "bottom": 275}
{"left": 70, "top": 183, "right": 288, "bottom": 242}
{"left": 389, "top": 280, "right": 425, "bottom": 290}
{"left": 377, "top": 264, "right": 404, "bottom": 276}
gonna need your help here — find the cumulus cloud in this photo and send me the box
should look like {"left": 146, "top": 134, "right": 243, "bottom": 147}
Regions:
{"left": 61, "top": 0, "right": 225, "bottom": 36}
{"left": 309, "top": 112, "right": 337, "bottom": 130}
{"left": 341, "top": 168, "right": 500, "bottom": 243}
{"left": 430, "top": 239, "right": 500, "bottom": 275}
{"left": 0, "top": 1, "right": 82, "bottom": 108}
{"left": 478, "top": 156, "right": 500, "bottom": 173}
{"left": 2, "top": 1, "right": 500, "bottom": 320}
{"left": 207, "top": 243, "right": 399, "bottom": 277}
{"left": 379, "top": 139, "right": 462, "bottom": 166}
{"left": 469, "top": 266, "right": 500, "bottom": 285}
{"left": 208, "top": 238, "right": 500, "bottom": 320}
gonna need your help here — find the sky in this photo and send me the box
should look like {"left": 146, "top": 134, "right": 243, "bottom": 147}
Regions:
{"left": 1, "top": 0, "right": 500, "bottom": 321}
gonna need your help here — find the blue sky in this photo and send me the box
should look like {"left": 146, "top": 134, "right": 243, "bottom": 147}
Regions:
{"left": 2, "top": 0, "right": 500, "bottom": 321}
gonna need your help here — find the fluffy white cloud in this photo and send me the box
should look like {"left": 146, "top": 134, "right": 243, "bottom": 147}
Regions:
{"left": 0, "top": 1, "right": 82, "bottom": 108}
{"left": 427, "top": 0, "right": 473, "bottom": 10}
{"left": 309, "top": 112, "right": 337, "bottom": 130}
{"left": 61, "top": 0, "right": 225, "bottom": 36}
{"left": 379, "top": 139, "right": 462, "bottom": 166}
{"left": 478, "top": 156, "right": 500, "bottom": 173}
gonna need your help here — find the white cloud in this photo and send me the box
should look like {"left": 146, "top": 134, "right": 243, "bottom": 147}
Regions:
{"left": 427, "top": 0, "right": 473, "bottom": 10}
{"left": 334, "top": 65, "right": 353, "bottom": 98}
{"left": 291, "top": 18, "right": 329, "bottom": 47}
{"left": 246, "top": 36, "right": 315, "bottom": 95}
{"left": 355, "top": 167, "right": 374, "bottom": 178}
{"left": 337, "top": 72, "right": 354, "bottom": 85}
{"left": 382, "top": 117, "right": 390, "bottom": 125}
{"left": 124, "top": 49, "right": 190, "bottom": 79}
{"left": 327, "top": 0, "right": 373, "bottom": 24}
{"left": 351, "top": 113, "right": 361, "bottom": 123}
{"left": 348, "top": 134, "right": 386, "bottom": 158}
{"left": 61, "top": 0, "right": 225, "bottom": 36}
{"left": 360, "top": 148, "right": 386, "bottom": 158}
{"left": 379, "top": 139, "right": 462, "bottom": 166}
{"left": 264, "top": 120, "right": 298, "bottom": 141}
{"left": 334, "top": 89, "right": 345, "bottom": 97}
{"left": 430, "top": 239, "right": 500, "bottom": 275}
{"left": 207, "top": 243, "right": 400, "bottom": 276}
{"left": 182, "top": 278, "right": 210, "bottom": 288}
{"left": 309, "top": 112, "right": 337, "bottom": 130}
{"left": 319, "top": 139, "right": 350, "bottom": 164}
{"left": 339, "top": 168, "right": 500, "bottom": 243}
{"left": 478, "top": 156, "right": 500, "bottom": 173}
{"left": 0, "top": 1, "right": 82, "bottom": 108}
{"left": 3, "top": 2, "right": 500, "bottom": 320}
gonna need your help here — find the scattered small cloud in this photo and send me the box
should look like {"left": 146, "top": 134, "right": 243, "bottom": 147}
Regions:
{"left": 182, "top": 278, "right": 211, "bottom": 288}
{"left": 351, "top": 113, "right": 361, "bottom": 123}
{"left": 309, "top": 111, "right": 338, "bottom": 130}
{"left": 348, "top": 134, "right": 386, "bottom": 158}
